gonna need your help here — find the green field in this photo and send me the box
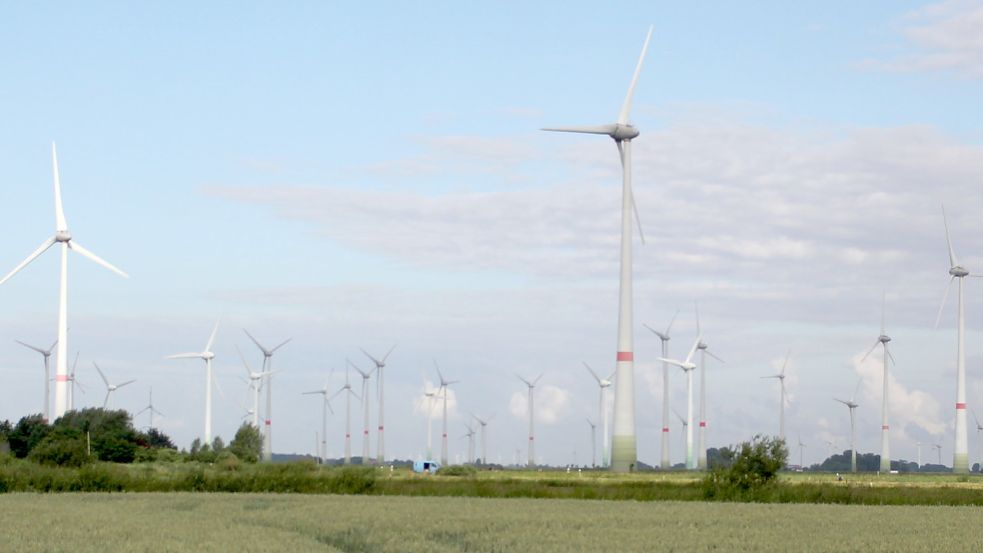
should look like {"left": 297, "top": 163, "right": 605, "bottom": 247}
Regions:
{"left": 2, "top": 493, "right": 982, "bottom": 552}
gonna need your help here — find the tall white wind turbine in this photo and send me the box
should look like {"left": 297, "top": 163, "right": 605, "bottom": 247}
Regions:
{"left": 361, "top": 345, "right": 396, "bottom": 464}
{"left": 516, "top": 373, "right": 543, "bottom": 467}
{"left": 672, "top": 407, "right": 688, "bottom": 463}
{"left": 935, "top": 204, "right": 975, "bottom": 473}
{"left": 586, "top": 418, "right": 597, "bottom": 467}
{"left": 0, "top": 143, "right": 129, "bottom": 419}
{"left": 462, "top": 423, "right": 476, "bottom": 465}
{"left": 933, "top": 443, "right": 943, "bottom": 465}
{"left": 582, "top": 362, "right": 614, "bottom": 468}
{"left": 644, "top": 309, "right": 678, "bottom": 469}
{"left": 235, "top": 345, "right": 272, "bottom": 428}
{"left": 973, "top": 409, "right": 983, "bottom": 469}
{"left": 330, "top": 364, "right": 359, "bottom": 464}
{"left": 695, "top": 312, "right": 724, "bottom": 471}
{"left": 302, "top": 375, "right": 334, "bottom": 464}
{"left": 659, "top": 334, "right": 702, "bottom": 469}
{"left": 797, "top": 435, "right": 806, "bottom": 469}
{"left": 761, "top": 350, "right": 791, "bottom": 441}
{"left": 166, "top": 320, "right": 220, "bottom": 444}
{"left": 349, "top": 359, "right": 374, "bottom": 464}
{"left": 472, "top": 413, "right": 493, "bottom": 465}
{"left": 243, "top": 330, "right": 291, "bottom": 463}
{"left": 15, "top": 338, "right": 57, "bottom": 421}
{"left": 68, "top": 352, "right": 83, "bottom": 410}
{"left": 434, "top": 361, "right": 459, "bottom": 466}
{"left": 544, "top": 26, "right": 653, "bottom": 471}
{"left": 834, "top": 378, "right": 862, "bottom": 473}
{"left": 135, "top": 387, "right": 164, "bottom": 430}
{"left": 861, "top": 293, "right": 895, "bottom": 473}
{"left": 92, "top": 362, "right": 135, "bottom": 408}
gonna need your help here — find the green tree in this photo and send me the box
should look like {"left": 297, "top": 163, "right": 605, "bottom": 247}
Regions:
{"left": 212, "top": 436, "right": 225, "bottom": 452}
{"left": 704, "top": 435, "right": 788, "bottom": 499}
{"left": 140, "top": 427, "right": 176, "bottom": 450}
{"left": 54, "top": 408, "right": 139, "bottom": 463}
{"left": 29, "top": 426, "right": 92, "bottom": 467}
{"left": 229, "top": 423, "right": 262, "bottom": 463}
{"left": 8, "top": 414, "right": 50, "bottom": 458}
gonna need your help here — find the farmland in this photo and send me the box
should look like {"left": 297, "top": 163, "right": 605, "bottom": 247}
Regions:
{"left": 2, "top": 493, "right": 982, "bottom": 552}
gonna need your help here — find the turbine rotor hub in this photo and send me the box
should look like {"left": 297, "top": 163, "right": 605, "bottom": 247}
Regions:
{"left": 611, "top": 124, "right": 639, "bottom": 140}
{"left": 951, "top": 266, "right": 969, "bottom": 277}
{"left": 879, "top": 335, "right": 891, "bottom": 343}
{"left": 55, "top": 230, "right": 72, "bottom": 242}
{"left": 203, "top": 352, "right": 215, "bottom": 360}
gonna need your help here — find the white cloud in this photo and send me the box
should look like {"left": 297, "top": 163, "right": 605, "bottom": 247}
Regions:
{"left": 509, "top": 384, "right": 571, "bottom": 426}
{"left": 853, "top": 349, "right": 946, "bottom": 437}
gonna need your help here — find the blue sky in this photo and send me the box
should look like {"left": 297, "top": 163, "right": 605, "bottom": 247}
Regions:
{"left": 2, "top": 1, "right": 983, "bottom": 466}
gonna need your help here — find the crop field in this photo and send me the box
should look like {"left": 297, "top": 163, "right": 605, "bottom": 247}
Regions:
{"left": 2, "top": 493, "right": 982, "bottom": 552}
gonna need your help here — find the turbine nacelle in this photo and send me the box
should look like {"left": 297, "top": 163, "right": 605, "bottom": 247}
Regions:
{"left": 611, "top": 124, "right": 640, "bottom": 141}
{"left": 878, "top": 334, "right": 891, "bottom": 344}
{"left": 950, "top": 266, "right": 969, "bottom": 278}
{"left": 55, "top": 230, "right": 72, "bottom": 243}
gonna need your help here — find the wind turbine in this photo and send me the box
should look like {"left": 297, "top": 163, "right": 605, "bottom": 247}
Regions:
{"left": 165, "top": 320, "right": 220, "bottom": 444}
{"left": 933, "top": 443, "right": 943, "bottom": 465}
{"left": 582, "top": 362, "right": 614, "bottom": 467}
{"left": 235, "top": 345, "right": 272, "bottom": 428}
{"left": 761, "top": 350, "right": 792, "bottom": 441}
{"left": 644, "top": 309, "right": 678, "bottom": 470}
{"left": 695, "top": 310, "right": 724, "bottom": 471}
{"left": 15, "top": 338, "right": 57, "bottom": 421}
{"left": 434, "top": 361, "right": 459, "bottom": 466}
{"left": 973, "top": 409, "right": 983, "bottom": 470}
{"left": 330, "top": 364, "right": 359, "bottom": 464}
{"left": 672, "top": 408, "right": 688, "bottom": 464}
{"left": 916, "top": 442, "right": 925, "bottom": 467}
{"left": 586, "top": 418, "right": 597, "bottom": 467}
{"left": 0, "top": 143, "right": 129, "bottom": 419}
{"left": 834, "top": 378, "right": 862, "bottom": 473}
{"left": 68, "top": 351, "right": 84, "bottom": 410}
{"left": 92, "top": 362, "right": 135, "bottom": 408}
{"left": 243, "top": 329, "right": 291, "bottom": 463}
{"left": 797, "top": 435, "right": 806, "bottom": 469}
{"left": 517, "top": 373, "right": 543, "bottom": 467}
{"left": 461, "top": 423, "right": 476, "bottom": 464}
{"left": 544, "top": 26, "right": 653, "bottom": 472}
{"left": 361, "top": 345, "right": 396, "bottom": 464}
{"left": 302, "top": 374, "right": 335, "bottom": 464}
{"left": 659, "top": 334, "right": 702, "bottom": 469}
{"left": 135, "top": 387, "right": 164, "bottom": 430}
{"left": 861, "top": 293, "right": 895, "bottom": 473}
{"left": 349, "top": 359, "right": 374, "bottom": 464}
{"left": 472, "top": 413, "right": 493, "bottom": 465}
{"left": 935, "top": 204, "right": 975, "bottom": 473}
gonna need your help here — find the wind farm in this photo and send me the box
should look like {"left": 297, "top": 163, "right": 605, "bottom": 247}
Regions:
{"left": 3, "top": 4, "right": 983, "bottom": 551}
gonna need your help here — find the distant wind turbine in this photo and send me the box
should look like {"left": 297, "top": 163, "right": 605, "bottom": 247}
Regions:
{"left": 135, "top": 387, "right": 164, "bottom": 430}
{"left": 797, "top": 435, "right": 806, "bottom": 469}
{"left": 517, "top": 373, "right": 543, "bottom": 467}
{"left": 761, "top": 350, "right": 792, "bottom": 441}
{"left": 582, "top": 362, "right": 614, "bottom": 468}
{"left": 243, "top": 329, "right": 291, "bottom": 462}
{"left": 543, "top": 26, "right": 654, "bottom": 472}
{"left": 695, "top": 308, "right": 724, "bottom": 471}
{"left": 361, "top": 345, "right": 396, "bottom": 464}
{"left": 0, "top": 143, "right": 129, "bottom": 419}
{"left": 461, "top": 423, "right": 476, "bottom": 464}
{"left": 472, "top": 413, "right": 493, "bottom": 465}
{"left": 330, "top": 364, "right": 359, "bottom": 464}
{"left": 235, "top": 345, "right": 272, "bottom": 428}
{"left": 165, "top": 320, "right": 220, "bottom": 444}
{"left": 672, "top": 407, "right": 688, "bottom": 463}
{"left": 834, "top": 378, "right": 863, "bottom": 473}
{"left": 659, "top": 334, "right": 703, "bottom": 469}
{"left": 434, "top": 361, "right": 459, "bottom": 466}
{"left": 586, "top": 418, "right": 597, "bottom": 468}
{"left": 935, "top": 204, "right": 974, "bottom": 473}
{"left": 973, "top": 409, "right": 983, "bottom": 470}
{"left": 349, "top": 359, "right": 374, "bottom": 464}
{"left": 92, "top": 362, "right": 135, "bottom": 408}
{"left": 861, "top": 292, "right": 895, "bottom": 473}
{"left": 68, "top": 352, "right": 83, "bottom": 410}
{"left": 644, "top": 309, "right": 679, "bottom": 470}
{"left": 15, "top": 338, "right": 57, "bottom": 421}
{"left": 302, "top": 374, "right": 335, "bottom": 464}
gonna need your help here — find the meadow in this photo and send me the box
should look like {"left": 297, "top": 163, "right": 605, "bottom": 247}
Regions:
{"left": 2, "top": 493, "right": 982, "bottom": 552}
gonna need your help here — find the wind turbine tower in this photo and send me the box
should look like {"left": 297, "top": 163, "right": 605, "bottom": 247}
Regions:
{"left": 303, "top": 375, "right": 334, "bottom": 464}
{"left": 15, "top": 338, "right": 57, "bottom": 421}
{"left": 695, "top": 321, "right": 724, "bottom": 471}
{"left": 583, "top": 362, "right": 614, "bottom": 467}
{"left": 330, "top": 364, "right": 358, "bottom": 464}
{"left": 936, "top": 204, "right": 972, "bottom": 473}
{"left": 472, "top": 413, "right": 492, "bottom": 465}
{"left": 434, "top": 362, "right": 458, "bottom": 466}
{"left": 862, "top": 294, "right": 894, "bottom": 473}
{"left": 350, "top": 359, "right": 374, "bottom": 464}
{"left": 834, "top": 379, "right": 862, "bottom": 473}
{"left": 0, "top": 143, "right": 129, "bottom": 419}
{"left": 586, "top": 418, "right": 597, "bottom": 467}
{"left": 244, "top": 330, "right": 291, "bottom": 463}
{"left": 544, "top": 26, "right": 653, "bottom": 471}
{"left": 361, "top": 345, "right": 396, "bottom": 464}
{"left": 761, "top": 350, "right": 791, "bottom": 441}
{"left": 517, "top": 374, "right": 543, "bottom": 467}
{"left": 644, "top": 310, "right": 678, "bottom": 469}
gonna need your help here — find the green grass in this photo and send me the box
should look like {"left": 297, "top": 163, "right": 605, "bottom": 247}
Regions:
{"left": 2, "top": 493, "right": 983, "bottom": 552}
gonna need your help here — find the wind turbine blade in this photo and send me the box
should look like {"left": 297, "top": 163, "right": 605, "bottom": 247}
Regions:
{"left": 657, "top": 357, "right": 686, "bottom": 369}
{"left": 582, "top": 362, "right": 602, "bottom": 384}
{"left": 942, "top": 202, "right": 958, "bottom": 268}
{"left": 360, "top": 347, "right": 383, "bottom": 366}
{"left": 684, "top": 335, "right": 702, "bottom": 365}
{"left": 117, "top": 379, "right": 136, "bottom": 389}
{"left": 0, "top": 236, "right": 57, "bottom": 286}
{"left": 859, "top": 341, "right": 880, "bottom": 363}
{"left": 618, "top": 25, "right": 654, "bottom": 125}
{"left": 833, "top": 398, "right": 849, "bottom": 406}
{"left": 52, "top": 142, "right": 68, "bottom": 232}
{"left": 382, "top": 344, "right": 397, "bottom": 363}
{"left": 665, "top": 309, "right": 679, "bottom": 336}
{"left": 243, "top": 329, "right": 266, "bottom": 354}
{"left": 885, "top": 345, "right": 896, "bottom": 366}
{"left": 631, "top": 182, "right": 646, "bottom": 245}
{"left": 302, "top": 390, "right": 322, "bottom": 395}
{"left": 541, "top": 124, "right": 619, "bottom": 135}
{"left": 852, "top": 378, "right": 863, "bottom": 403}
{"left": 433, "top": 359, "right": 444, "bottom": 385}
{"left": 515, "top": 373, "right": 532, "bottom": 387}
{"left": 135, "top": 406, "right": 150, "bottom": 415}
{"left": 533, "top": 373, "right": 543, "bottom": 386}
{"left": 165, "top": 353, "right": 202, "bottom": 360}
{"left": 881, "top": 290, "right": 887, "bottom": 335}
{"left": 205, "top": 320, "right": 220, "bottom": 352}
{"left": 15, "top": 340, "right": 48, "bottom": 355}
{"left": 781, "top": 349, "right": 791, "bottom": 376}
{"left": 235, "top": 345, "right": 253, "bottom": 377}
{"left": 935, "top": 277, "right": 955, "bottom": 329}
{"left": 705, "top": 350, "right": 725, "bottom": 363}
{"left": 92, "top": 362, "right": 109, "bottom": 387}
{"left": 67, "top": 241, "right": 129, "bottom": 278}
{"left": 271, "top": 337, "right": 292, "bottom": 353}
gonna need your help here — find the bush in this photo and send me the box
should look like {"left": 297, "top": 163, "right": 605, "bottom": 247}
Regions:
{"left": 8, "top": 415, "right": 50, "bottom": 458}
{"left": 228, "top": 423, "right": 262, "bottom": 463}
{"left": 438, "top": 465, "right": 477, "bottom": 477}
{"left": 28, "top": 428, "right": 92, "bottom": 467}
{"left": 703, "top": 435, "right": 788, "bottom": 500}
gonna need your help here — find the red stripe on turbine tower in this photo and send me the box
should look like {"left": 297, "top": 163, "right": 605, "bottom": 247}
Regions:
{"left": 616, "top": 352, "right": 633, "bottom": 362}
{"left": 882, "top": 425, "right": 890, "bottom": 430}
{"left": 662, "top": 427, "right": 669, "bottom": 432}
{"left": 699, "top": 422, "right": 706, "bottom": 427}
{"left": 957, "top": 403, "right": 967, "bottom": 409}
{"left": 265, "top": 420, "right": 271, "bottom": 425}
{"left": 56, "top": 375, "right": 70, "bottom": 382}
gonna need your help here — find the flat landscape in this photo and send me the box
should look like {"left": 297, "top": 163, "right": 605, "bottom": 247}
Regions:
{"left": 3, "top": 493, "right": 982, "bottom": 552}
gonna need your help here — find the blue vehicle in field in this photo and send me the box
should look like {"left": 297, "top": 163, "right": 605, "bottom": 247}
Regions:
{"left": 413, "top": 460, "right": 440, "bottom": 473}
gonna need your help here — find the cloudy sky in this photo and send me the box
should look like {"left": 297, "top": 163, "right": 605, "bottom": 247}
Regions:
{"left": 2, "top": 1, "right": 983, "bottom": 467}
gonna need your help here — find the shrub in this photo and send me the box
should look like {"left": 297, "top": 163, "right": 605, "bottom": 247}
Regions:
{"left": 28, "top": 428, "right": 92, "bottom": 467}
{"left": 703, "top": 435, "right": 788, "bottom": 500}
{"left": 8, "top": 414, "right": 50, "bottom": 458}
{"left": 228, "top": 423, "right": 262, "bottom": 463}
{"left": 438, "top": 465, "right": 477, "bottom": 477}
